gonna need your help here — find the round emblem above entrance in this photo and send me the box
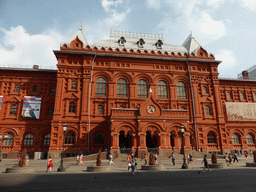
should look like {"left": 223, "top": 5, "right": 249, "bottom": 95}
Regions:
{"left": 147, "top": 105, "right": 156, "bottom": 114}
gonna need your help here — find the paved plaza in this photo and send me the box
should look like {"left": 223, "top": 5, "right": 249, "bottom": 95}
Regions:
{"left": 0, "top": 156, "right": 256, "bottom": 191}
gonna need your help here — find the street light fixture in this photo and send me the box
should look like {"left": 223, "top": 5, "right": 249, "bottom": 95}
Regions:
{"left": 180, "top": 125, "right": 188, "bottom": 169}
{"left": 0, "top": 133, "right": 9, "bottom": 162}
{"left": 57, "top": 123, "right": 67, "bottom": 172}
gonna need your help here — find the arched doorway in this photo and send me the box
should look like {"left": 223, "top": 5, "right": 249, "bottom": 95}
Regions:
{"left": 119, "top": 131, "right": 132, "bottom": 153}
{"left": 146, "top": 131, "right": 159, "bottom": 153}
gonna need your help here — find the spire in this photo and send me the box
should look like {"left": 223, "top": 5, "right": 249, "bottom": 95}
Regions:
{"left": 182, "top": 33, "right": 201, "bottom": 55}
{"left": 65, "top": 27, "right": 89, "bottom": 48}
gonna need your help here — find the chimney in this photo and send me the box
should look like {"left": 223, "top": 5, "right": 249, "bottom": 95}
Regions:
{"left": 33, "top": 65, "right": 39, "bottom": 69}
{"left": 242, "top": 71, "right": 249, "bottom": 79}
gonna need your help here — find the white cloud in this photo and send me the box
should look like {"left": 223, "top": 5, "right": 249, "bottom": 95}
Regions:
{"left": 243, "top": 0, "right": 256, "bottom": 10}
{"left": 195, "top": 13, "right": 226, "bottom": 39}
{"left": 101, "top": 0, "right": 124, "bottom": 12}
{"left": 101, "top": 0, "right": 130, "bottom": 26}
{"left": 0, "top": 26, "right": 66, "bottom": 69}
{"left": 215, "top": 50, "right": 236, "bottom": 77}
{"left": 146, "top": 0, "right": 161, "bottom": 9}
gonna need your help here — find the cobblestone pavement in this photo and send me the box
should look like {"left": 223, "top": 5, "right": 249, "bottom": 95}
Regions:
{"left": 0, "top": 156, "right": 255, "bottom": 174}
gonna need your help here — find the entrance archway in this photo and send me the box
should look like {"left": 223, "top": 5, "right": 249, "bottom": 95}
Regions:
{"left": 146, "top": 131, "right": 159, "bottom": 149}
{"left": 119, "top": 131, "right": 132, "bottom": 149}
{"left": 170, "top": 131, "right": 175, "bottom": 149}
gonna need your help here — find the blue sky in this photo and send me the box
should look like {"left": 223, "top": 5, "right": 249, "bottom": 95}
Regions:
{"left": 0, "top": 0, "right": 256, "bottom": 78}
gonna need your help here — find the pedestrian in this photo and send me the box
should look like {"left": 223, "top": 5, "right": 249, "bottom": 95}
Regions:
{"left": 77, "top": 154, "right": 80, "bottom": 165}
{"left": 244, "top": 151, "right": 248, "bottom": 160}
{"left": 171, "top": 153, "right": 175, "bottom": 165}
{"left": 240, "top": 148, "right": 243, "bottom": 156}
{"left": 46, "top": 156, "right": 53, "bottom": 173}
{"left": 25, "top": 154, "right": 29, "bottom": 166}
{"left": 249, "top": 149, "right": 252, "bottom": 156}
{"left": 131, "top": 159, "right": 136, "bottom": 175}
{"left": 201, "top": 155, "right": 210, "bottom": 172}
{"left": 109, "top": 153, "right": 115, "bottom": 166}
{"left": 187, "top": 154, "right": 190, "bottom": 164}
{"left": 228, "top": 153, "right": 233, "bottom": 166}
{"left": 225, "top": 153, "right": 229, "bottom": 166}
{"left": 80, "top": 154, "right": 83, "bottom": 165}
{"left": 17, "top": 153, "right": 20, "bottom": 162}
{"left": 189, "top": 154, "right": 193, "bottom": 164}
{"left": 233, "top": 152, "right": 239, "bottom": 163}
{"left": 154, "top": 153, "right": 158, "bottom": 164}
{"left": 144, "top": 154, "right": 147, "bottom": 165}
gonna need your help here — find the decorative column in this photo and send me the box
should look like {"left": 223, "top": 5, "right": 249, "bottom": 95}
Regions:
{"left": 137, "top": 133, "right": 147, "bottom": 158}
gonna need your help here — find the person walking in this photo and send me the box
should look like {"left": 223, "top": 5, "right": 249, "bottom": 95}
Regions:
{"left": 201, "top": 155, "right": 210, "bottom": 172}
{"left": 225, "top": 153, "right": 229, "bottom": 166}
{"left": 46, "top": 156, "right": 53, "bottom": 173}
{"left": 80, "top": 154, "right": 83, "bottom": 165}
{"left": 244, "top": 151, "right": 248, "bottom": 160}
{"left": 228, "top": 153, "right": 233, "bottom": 166}
{"left": 171, "top": 153, "right": 175, "bottom": 165}
{"left": 249, "top": 149, "right": 252, "bottom": 157}
{"left": 17, "top": 153, "right": 20, "bottom": 162}
{"left": 77, "top": 154, "right": 80, "bottom": 165}
{"left": 154, "top": 153, "right": 158, "bottom": 164}
{"left": 134, "top": 158, "right": 139, "bottom": 174}
{"left": 240, "top": 148, "right": 243, "bottom": 156}
{"left": 187, "top": 154, "right": 190, "bottom": 164}
{"left": 109, "top": 153, "right": 115, "bottom": 166}
{"left": 144, "top": 154, "right": 147, "bottom": 165}
{"left": 131, "top": 159, "right": 136, "bottom": 175}
{"left": 233, "top": 152, "right": 239, "bottom": 163}
{"left": 25, "top": 155, "right": 29, "bottom": 166}
{"left": 189, "top": 154, "right": 193, "bottom": 164}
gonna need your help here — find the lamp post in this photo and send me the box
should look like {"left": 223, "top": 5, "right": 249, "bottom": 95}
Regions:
{"left": 57, "top": 123, "right": 67, "bottom": 172}
{"left": 180, "top": 125, "right": 188, "bottom": 169}
{"left": 0, "top": 133, "right": 9, "bottom": 162}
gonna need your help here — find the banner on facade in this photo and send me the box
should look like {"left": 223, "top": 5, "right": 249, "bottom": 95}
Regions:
{"left": 21, "top": 96, "right": 41, "bottom": 119}
{"left": 0, "top": 96, "right": 3, "bottom": 110}
{"left": 226, "top": 102, "right": 256, "bottom": 121}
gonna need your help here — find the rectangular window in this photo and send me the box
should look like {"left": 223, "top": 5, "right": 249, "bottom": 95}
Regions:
{"left": 51, "top": 86, "right": 56, "bottom": 94}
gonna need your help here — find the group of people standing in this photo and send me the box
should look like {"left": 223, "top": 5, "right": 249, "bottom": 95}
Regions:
{"left": 127, "top": 153, "right": 139, "bottom": 175}
{"left": 76, "top": 154, "right": 84, "bottom": 165}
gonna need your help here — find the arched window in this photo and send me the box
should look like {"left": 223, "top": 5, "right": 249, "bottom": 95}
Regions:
{"left": 203, "top": 86, "right": 208, "bottom": 94}
{"left": 32, "top": 85, "right": 38, "bottom": 93}
{"left": 48, "top": 106, "right": 54, "bottom": 116}
{"left": 96, "top": 77, "right": 106, "bottom": 97}
{"left": 69, "top": 102, "right": 76, "bottom": 113}
{"left": 94, "top": 132, "right": 104, "bottom": 145}
{"left": 247, "top": 134, "right": 254, "bottom": 144}
{"left": 207, "top": 132, "right": 216, "bottom": 144}
{"left": 3, "top": 133, "right": 14, "bottom": 146}
{"left": 10, "top": 105, "right": 17, "bottom": 115}
{"left": 232, "top": 134, "right": 240, "bottom": 144}
{"left": 181, "top": 107, "right": 186, "bottom": 110}
{"left": 117, "top": 78, "right": 127, "bottom": 97}
{"left": 158, "top": 80, "right": 167, "bottom": 98}
{"left": 138, "top": 79, "right": 148, "bottom": 98}
{"left": 65, "top": 132, "right": 75, "bottom": 144}
{"left": 227, "top": 92, "right": 231, "bottom": 100}
{"left": 205, "top": 106, "right": 211, "bottom": 116}
{"left": 120, "top": 106, "right": 125, "bottom": 108}
{"left": 177, "top": 81, "right": 187, "bottom": 99}
{"left": 98, "top": 105, "right": 103, "bottom": 114}
{"left": 23, "top": 134, "right": 33, "bottom": 146}
{"left": 71, "top": 81, "right": 77, "bottom": 89}
{"left": 14, "top": 85, "right": 19, "bottom": 93}
{"left": 240, "top": 93, "right": 245, "bottom": 100}
{"left": 43, "top": 133, "right": 51, "bottom": 146}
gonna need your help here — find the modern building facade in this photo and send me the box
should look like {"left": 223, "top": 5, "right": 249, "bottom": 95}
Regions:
{"left": 1, "top": 29, "right": 256, "bottom": 159}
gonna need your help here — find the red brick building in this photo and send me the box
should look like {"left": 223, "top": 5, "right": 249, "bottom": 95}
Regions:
{"left": 0, "top": 29, "right": 256, "bottom": 159}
